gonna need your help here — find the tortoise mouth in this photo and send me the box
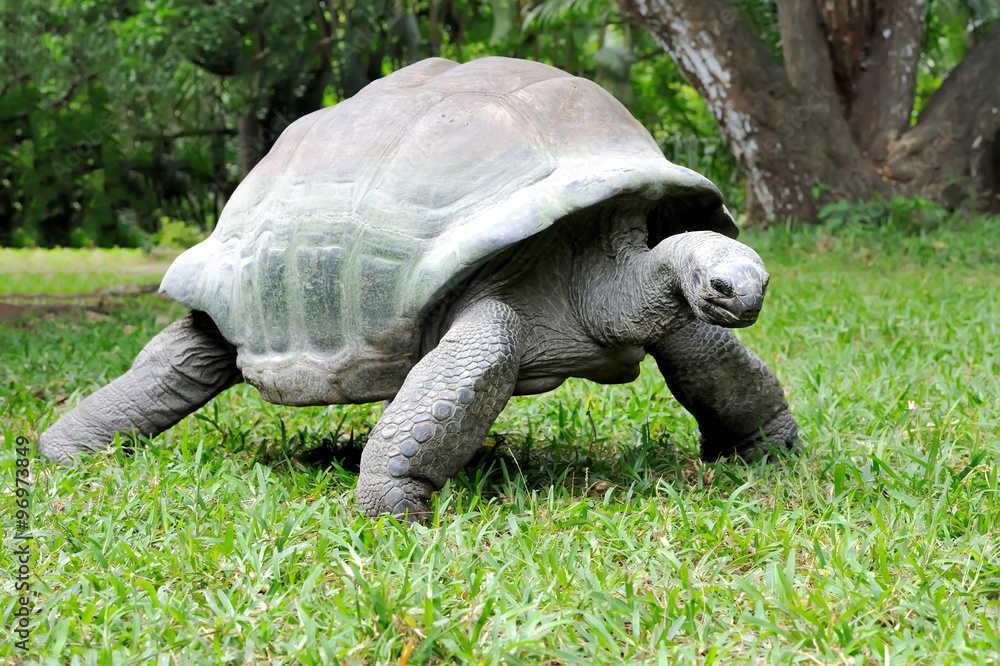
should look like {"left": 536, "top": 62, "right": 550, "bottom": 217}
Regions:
{"left": 691, "top": 293, "right": 761, "bottom": 328}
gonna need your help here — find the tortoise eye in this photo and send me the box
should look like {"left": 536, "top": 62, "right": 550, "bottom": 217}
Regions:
{"left": 710, "top": 277, "right": 735, "bottom": 297}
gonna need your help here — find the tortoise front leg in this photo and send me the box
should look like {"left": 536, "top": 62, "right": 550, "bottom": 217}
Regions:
{"left": 357, "top": 300, "right": 523, "bottom": 520}
{"left": 647, "top": 320, "right": 800, "bottom": 462}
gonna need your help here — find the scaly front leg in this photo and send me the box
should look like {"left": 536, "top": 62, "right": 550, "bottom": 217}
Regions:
{"left": 648, "top": 320, "right": 800, "bottom": 462}
{"left": 356, "top": 300, "right": 523, "bottom": 520}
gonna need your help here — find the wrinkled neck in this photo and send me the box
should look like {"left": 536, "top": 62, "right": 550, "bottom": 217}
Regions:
{"left": 579, "top": 238, "right": 696, "bottom": 347}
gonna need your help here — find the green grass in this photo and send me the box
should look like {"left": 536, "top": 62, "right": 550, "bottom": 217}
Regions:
{"left": 2, "top": 219, "right": 1000, "bottom": 664}
{"left": 0, "top": 248, "right": 179, "bottom": 294}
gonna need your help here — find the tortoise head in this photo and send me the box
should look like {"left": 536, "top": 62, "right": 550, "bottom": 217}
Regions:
{"left": 588, "top": 230, "right": 772, "bottom": 348}
{"left": 676, "top": 232, "right": 770, "bottom": 328}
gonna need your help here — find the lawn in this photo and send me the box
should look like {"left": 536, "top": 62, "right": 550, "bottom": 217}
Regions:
{"left": 1, "top": 219, "right": 999, "bottom": 664}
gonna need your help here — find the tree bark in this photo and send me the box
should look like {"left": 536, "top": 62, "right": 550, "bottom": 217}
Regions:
{"left": 613, "top": 0, "right": 1000, "bottom": 222}
{"left": 614, "top": 0, "right": 880, "bottom": 222}
{"left": 885, "top": 22, "right": 1000, "bottom": 208}
{"left": 844, "top": 0, "right": 925, "bottom": 159}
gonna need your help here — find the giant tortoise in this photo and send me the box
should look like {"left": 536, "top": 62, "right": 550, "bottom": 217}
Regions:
{"left": 37, "top": 56, "right": 799, "bottom": 519}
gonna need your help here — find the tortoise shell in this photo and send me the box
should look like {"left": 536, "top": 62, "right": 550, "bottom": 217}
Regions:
{"left": 160, "top": 56, "right": 737, "bottom": 405}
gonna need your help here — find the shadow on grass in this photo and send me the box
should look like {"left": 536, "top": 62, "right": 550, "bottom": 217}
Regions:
{"left": 251, "top": 424, "right": 798, "bottom": 511}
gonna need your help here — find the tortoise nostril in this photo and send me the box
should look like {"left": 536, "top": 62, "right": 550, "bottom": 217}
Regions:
{"left": 710, "top": 277, "right": 735, "bottom": 297}
{"left": 742, "top": 292, "right": 765, "bottom": 319}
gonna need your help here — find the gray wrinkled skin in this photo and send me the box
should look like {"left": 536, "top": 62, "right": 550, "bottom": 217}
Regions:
{"left": 36, "top": 57, "right": 799, "bottom": 519}
{"left": 36, "top": 312, "right": 242, "bottom": 464}
{"left": 648, "top": 321, "right": 799, "bottom": 462}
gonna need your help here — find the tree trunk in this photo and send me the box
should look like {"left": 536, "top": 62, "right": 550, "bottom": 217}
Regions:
{"left": 613, "top": 0, "right": 1000, "bottom": 222}
{"left": 885, "top": 23, "right": 1000, "bottom": 207}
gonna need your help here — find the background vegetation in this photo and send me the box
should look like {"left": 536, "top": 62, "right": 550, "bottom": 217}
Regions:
{"left": 2, "top": 0, "right": 996, "bottom": 247}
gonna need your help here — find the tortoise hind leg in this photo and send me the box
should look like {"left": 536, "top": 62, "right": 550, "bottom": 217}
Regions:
{"left": 647, "top": 320, "right": 800, "bottom": 462}
{"left": 357, "top": 299, "right": 522, "bottom": 520}
{"left": 37, "top": 311, "right": 243, "bottom": 463}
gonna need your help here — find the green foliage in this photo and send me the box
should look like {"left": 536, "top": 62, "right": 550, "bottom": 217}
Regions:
{"left": 0, "top": 0, "right": 450, "bottom": 249}
{"left": 2, "top": 215, "right": 1000, "bottom": 662}
{"left": 731, "top": 0, "right": 783, "bottom": 60}
{"left": 1, "top": 0, "right": 749, "bottom": 250}
{"left": 154, "top": 217, "right": 206, "bottom": 249}
{"left": 817, "top": 192, "right": 954, "bottom": 234}
{"left": 915, "top": 0, "right": 1000, "bottom": 117}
